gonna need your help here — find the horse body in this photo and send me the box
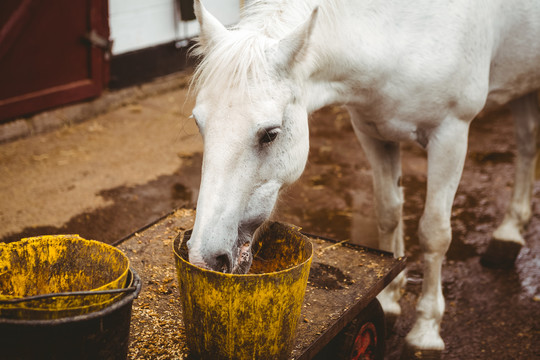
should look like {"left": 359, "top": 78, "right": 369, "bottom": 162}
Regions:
{"left": 189, "top": 0, "right": 540, "bottom": 353}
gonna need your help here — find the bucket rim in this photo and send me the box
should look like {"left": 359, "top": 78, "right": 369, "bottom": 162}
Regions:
{"left": 173, "top": 225, "right": 314, "bottom": 277}
{"left": 0, "top": 234, "right": 131, "bottom": 298}
{"left": 0, "top": 267, "right": 142, "bottom": 326}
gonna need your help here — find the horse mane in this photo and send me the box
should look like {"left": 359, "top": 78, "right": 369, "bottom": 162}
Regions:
{"left": 190, "top": 29, "right": 274, "bottom": 98}
{"left": 190, "top": 0, "right": 341, "bottom": 98}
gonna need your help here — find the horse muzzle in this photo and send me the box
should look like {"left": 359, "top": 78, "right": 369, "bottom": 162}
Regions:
{"left": 187, "top": 236, "right": 253, "bottom": 274}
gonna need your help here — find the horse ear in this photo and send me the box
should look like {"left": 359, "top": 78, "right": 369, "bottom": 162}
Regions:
{"left": 194, "top": 0, "right": 228, "bottom": 53}
{"left": 275, "top": 7, "right": 319, "bottom": 71}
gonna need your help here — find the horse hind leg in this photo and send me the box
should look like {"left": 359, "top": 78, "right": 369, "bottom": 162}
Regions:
{"left": 481, "top": 91, "right": 540, "bottom": 268}
{"left": 349, "top": 109, "right": 407, "bottom": 329}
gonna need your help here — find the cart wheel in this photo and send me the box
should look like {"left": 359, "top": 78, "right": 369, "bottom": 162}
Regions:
{"left": 315, "top": 299, "right": 385, "bottom": 360}
{"left": 349, "top": 322, "right": 378, "bottom": 360}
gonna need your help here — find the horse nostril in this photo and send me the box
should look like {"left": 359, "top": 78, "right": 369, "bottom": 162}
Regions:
{"left": 215, "top": 254, "right": 232, "bottom": 273}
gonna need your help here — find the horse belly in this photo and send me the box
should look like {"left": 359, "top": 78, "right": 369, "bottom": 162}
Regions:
{"left": 486, "top": 0, "right": 540, "bottom": 110}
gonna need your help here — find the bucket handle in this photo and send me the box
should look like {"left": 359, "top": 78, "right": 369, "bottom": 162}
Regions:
{"left": 0, "top": 286, "right": 138, "bottom": 304}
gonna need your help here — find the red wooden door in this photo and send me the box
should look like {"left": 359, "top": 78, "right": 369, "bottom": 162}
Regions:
{"left": 0, "top": 0, "right": 109, "bottom": 123}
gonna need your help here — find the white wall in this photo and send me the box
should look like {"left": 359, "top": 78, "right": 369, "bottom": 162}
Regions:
{"left": 109, "top": 0, "right": 242, "bottom": 55}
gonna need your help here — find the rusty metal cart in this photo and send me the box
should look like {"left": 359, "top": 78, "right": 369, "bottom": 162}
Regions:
{"left": 117, "top": 209, "right": 405, "bottom": 360}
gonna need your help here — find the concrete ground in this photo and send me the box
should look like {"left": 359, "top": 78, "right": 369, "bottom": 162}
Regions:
{"left": 1, "top": 73, "right": 538, "bottom": 359}
{"left": 0, "top": 73, "right": 203, "bottom": 244}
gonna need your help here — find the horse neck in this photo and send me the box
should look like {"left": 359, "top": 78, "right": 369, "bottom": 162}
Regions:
{"left": 241, "top": 0, "right": 460, "bottom": 113}
{"left": 240, "top": 1, "right": 391, "bottom": 112}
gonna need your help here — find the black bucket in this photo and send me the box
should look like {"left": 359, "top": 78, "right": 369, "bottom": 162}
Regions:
{"left": 0, "top": 268, "right": 142, "bottom": 360}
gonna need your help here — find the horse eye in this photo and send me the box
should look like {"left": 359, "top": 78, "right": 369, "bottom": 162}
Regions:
{"left": 260, "top": 128, "right": 280, "bottom": 145}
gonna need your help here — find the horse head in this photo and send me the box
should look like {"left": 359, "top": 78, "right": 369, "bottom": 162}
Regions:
{"left": 187, "top": 0, "right": 318, "bottom": 273}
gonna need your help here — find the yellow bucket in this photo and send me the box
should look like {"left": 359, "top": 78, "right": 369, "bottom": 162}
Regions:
{"left": 0, "top": 235, "right": 130, "bottom": 319}
{"left": 174, "top": 222, "right": 313, "bottom": 360}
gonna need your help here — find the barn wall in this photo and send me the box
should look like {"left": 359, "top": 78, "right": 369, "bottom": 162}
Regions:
{"left": 109, "top": 0, "right": 242, "bottom": 55}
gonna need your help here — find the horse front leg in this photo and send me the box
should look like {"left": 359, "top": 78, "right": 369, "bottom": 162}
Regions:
{"left": 351, "top": 118, "right": 406, "bottom": 325}
{"left": 405, "top": 118, "right": 470, "bottom": 354}
{"left": 482, "top": 92, "right": 540, "bottom": 267}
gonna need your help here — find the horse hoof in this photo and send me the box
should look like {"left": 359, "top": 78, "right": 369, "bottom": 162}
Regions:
{"left": 480, "top": 239, "right": 522, "bottom": 268}
{"left": 400, "top": 344, "right": 443, "bottom": 360}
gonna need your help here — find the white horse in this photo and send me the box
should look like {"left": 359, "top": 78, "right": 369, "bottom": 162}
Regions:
{"left": 187, "top": 0, "right": 540, "bottom": 355}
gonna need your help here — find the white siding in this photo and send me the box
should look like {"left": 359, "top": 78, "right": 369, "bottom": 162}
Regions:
{"left": 110, "top": 0, "right": 241, "bottom": 55}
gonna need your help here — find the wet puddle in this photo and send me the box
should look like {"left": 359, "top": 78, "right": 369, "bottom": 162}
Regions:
{"left": 308, "top": 263, "right": 353, "bottom": 290}
{"left": 0, "top": 154, "right": 202, "bottom": 245}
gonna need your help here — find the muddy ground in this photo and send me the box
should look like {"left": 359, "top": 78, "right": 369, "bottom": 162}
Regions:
{"left": 0, "top": 82, "right": 538, "bottom": 359}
